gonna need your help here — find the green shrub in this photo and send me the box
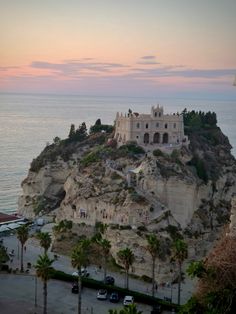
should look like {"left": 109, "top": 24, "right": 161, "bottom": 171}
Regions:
{"left": 165, "top": 225, "right": 183, "bottom": 241}
{"left": 80, "top": 151, "right": 101, "bottom": 167}
{"left": 137, "top": 225, "right": 148, "bottom": 232}
{"left": 51, "top": 269, "right": 179, "bottom": 310}
{"left": 153, "top": 149, "right": 164, "bottom": 157}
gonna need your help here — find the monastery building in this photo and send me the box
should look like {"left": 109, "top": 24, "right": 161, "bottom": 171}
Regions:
{"left": 114, "top": 105, "right": 188, "bottom": 150}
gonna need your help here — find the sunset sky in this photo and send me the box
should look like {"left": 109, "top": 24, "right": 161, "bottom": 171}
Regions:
{"left": 1, "top": 0, "right": 236, "bottom": 98}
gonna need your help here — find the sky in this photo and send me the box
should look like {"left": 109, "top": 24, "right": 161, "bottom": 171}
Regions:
{"left": 0, "top": 0, "right": 236, "bottom": 98}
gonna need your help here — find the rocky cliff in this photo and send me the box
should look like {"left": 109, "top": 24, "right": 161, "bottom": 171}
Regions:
{"left": 18, "top": 114, "right": 236, "bottom": 282}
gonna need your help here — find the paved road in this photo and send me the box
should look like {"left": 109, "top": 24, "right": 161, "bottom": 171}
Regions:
{"left": 2, "top": 232, "right": 195, "bottom": 310}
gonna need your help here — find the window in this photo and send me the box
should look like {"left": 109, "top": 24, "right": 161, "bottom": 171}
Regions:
{"left": 146, "top": 123, "right": 149, "bottom": 129}
{"left": 159, "top": 112, "right": 161, "bottom": 117}
{"left": 118, "top": 121, "right": 120, "bottom": 127}
{"left": 165, "top": 123, "right": 168, "bottom": 129}
{"left": 136, "top": 135, "right": 139, "bottom": 139}
{"left": 156, "top": 122, "right": 159, "bottom": 128}
{"left": 154, "top": 112, "right": 157, "bottom": 117}
{"left": 136, "top": 123, "right": 140, "bottom": 128}
{"left": 173, "top": 123, "right": 176, "bottom": 129}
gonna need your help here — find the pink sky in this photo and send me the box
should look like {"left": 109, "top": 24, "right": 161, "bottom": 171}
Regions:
{"left": 1, "top": 0, "right": 236, "bottom": 98}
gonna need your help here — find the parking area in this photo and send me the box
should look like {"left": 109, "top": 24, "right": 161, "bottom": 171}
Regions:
{"left": 0, "top": 274, "right": 152, "bottom": 314}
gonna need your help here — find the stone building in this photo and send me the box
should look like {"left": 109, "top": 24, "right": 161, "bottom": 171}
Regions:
{"left": 114, "top": 105, "right": 188, "bottom": 150}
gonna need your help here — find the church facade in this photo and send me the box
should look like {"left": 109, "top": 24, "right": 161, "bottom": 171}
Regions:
{"left": 114, "top": 105, "right": 188, "bottom": 149}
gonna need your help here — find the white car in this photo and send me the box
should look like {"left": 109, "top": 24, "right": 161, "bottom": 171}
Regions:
{"left": 72, "top": 268, "right": 89, "bottom": 277}
{"left": 97, "top": 289, "right": 108, "bottom": 300}
{"left": 123, "top": 295, "right": 134, "bottom": 306}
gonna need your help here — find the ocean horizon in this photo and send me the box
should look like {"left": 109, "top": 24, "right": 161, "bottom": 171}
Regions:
{"left": 0, "top": 92, "right": 236, "bottom": 214}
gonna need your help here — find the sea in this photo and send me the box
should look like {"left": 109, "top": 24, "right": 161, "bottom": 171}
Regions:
{"left": 0, "top": 93, "right": 236, "bottom": 215}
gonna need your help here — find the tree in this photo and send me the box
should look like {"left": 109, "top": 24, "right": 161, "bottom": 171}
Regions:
{"left": 183, "top": 234, "right": 236, "bottom": 314}
{"left": 146, "top": 234, "right": 160, "bottom": 297}
{"left": 108, "top": 304, "right": 142, "bottom": 314}
{"left": 35, "top": 254, "right": 54, "bottom": 314}
{"left": 117, "top": 248, "right": 135, "bottom": 290}
{"left": 53, "top": 136, "right": 61, "bottom": 145}
{"left": 37, "top": 232, "right": 52, "bottom": 254}
{"left": 96, "top": 238, "right": 111, "bottom": 282}
{"left": 71, "top": 239, "right": 91, "bottom": 314}
{"left": 68, "top": 124, "right": 75, "bottom": 139}
{"left": 172, "top": 239, "right": 188, "bottom": 305}
{"left": 75, "top": 122, "right": 87, "bottom": 141}
{"left": 17, "top": 225, "right": 29, "bottom": 272}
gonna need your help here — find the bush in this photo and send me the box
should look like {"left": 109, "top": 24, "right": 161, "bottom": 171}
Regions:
{"left": 153, "top": 149, "right": 164, "bottom": 157}
{"left": 165, "top": 225, "right": 183, "bottom": 241}
{"left": 80, "top": 151, "right": 101, "bottom": 167}
{"left": 51, "top": 269, "right": 179, "bottom": 310}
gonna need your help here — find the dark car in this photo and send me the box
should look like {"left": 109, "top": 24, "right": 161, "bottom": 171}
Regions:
{"left": 151, "top": 304, "right": 162, "bottom": 314}
{"left": 71, "top": 283, "right": 78, "bottom": 294}
{"left": 109, "top": 292, "right": 119, "bottom": 303}
{"left": 105, "top": 275, "right": 115, "bottom": 285}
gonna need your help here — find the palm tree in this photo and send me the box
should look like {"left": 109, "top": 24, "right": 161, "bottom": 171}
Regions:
{"left": 35, "top": 254, "right": 54, "bottom": 314}
{"left": 146, "top": 234, "right": 160, "bottom": 297}
{"left": 117, "top": 247, "right": 135, "bottom": 290}
{"left": 97, "top": 238, "right": 111, "bottom": 282}
{"left": 71, "top": 239, "right": 91, "bottom": 314}
{"left": 37, "top": 232, "right": 52, "bottom": 254}
{"left": 17, "top": 224, "right": 29, "bottom": 272}
{"left": 172, "top": 239, "right": 188, "bottom": 305}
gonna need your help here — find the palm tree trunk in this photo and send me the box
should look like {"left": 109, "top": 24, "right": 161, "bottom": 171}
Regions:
{"left": 20, "top": 243, "right": 24, "bottom": 272}
{"left": 126, "top": 269, "right": 129, "bottom": 290}
{"left": 78, "top": 273, "right": 82, "bottom": 314}
{"left": 103, "top": 256, "right": 107, "bottom": 282}
{"left": 152, "top": 257, "right": 155, "bottom": 297}
{"left": 43, "top": 281, "right": 47, "bottom": 314}
{"left": 177, "top": 262, "right": 181, "bottom": 305}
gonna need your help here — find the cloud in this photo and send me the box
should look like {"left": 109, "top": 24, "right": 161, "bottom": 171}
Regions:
{"left": 0, "top": 66, "right": 19, "bottom": 71}
{"left": 141, "top": 55, "right": 156, "bottom": 60}
{"left": 30, "top": 60, "right": 128, "bottom": 77}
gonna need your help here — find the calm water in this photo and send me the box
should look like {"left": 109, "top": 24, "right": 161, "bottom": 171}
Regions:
{"left": 0, "top": 93, "right": 236, "bottom": 214}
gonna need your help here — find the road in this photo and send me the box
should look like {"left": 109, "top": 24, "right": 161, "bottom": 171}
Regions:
{"left": 1, "top": 231, "right": 195, "bottom": 312}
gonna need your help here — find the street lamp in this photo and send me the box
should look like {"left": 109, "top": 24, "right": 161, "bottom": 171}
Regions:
{"left": 34, "top": 274, "right": 38, "bottom": 308}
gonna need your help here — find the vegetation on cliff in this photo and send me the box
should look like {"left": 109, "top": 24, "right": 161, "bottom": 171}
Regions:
{"left": 181, "top": 233, "right": 236, "bottom": 314}
{"left": 182, "top": 109, "right": 233, "bottom": 183}
{"left": 30, "top": 120, "right": 114, "bottom": 172}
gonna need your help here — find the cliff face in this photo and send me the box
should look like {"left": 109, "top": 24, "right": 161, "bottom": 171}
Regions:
{"left": 18, "top": 121, "right": 236, "bottom": 281}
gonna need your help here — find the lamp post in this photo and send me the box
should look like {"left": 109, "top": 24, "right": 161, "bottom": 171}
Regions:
{"left": 34, "top": 274, "right": 38, "bottom": 308}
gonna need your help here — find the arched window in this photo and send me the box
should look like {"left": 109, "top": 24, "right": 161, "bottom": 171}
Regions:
{"left": 156, "top": 122, "right": 159, "bottom": 128}
{"left": 144, "top": 133, "right": 149, "bottom": 144}
{"left": 146, "top": 123, "right": 149, "bottom": 129}
{"left": 154, "top": 112, "right": 157, "bottom": 117}
{"left": 173, "top": 123, "right": 176, "bottom": 129}
{"left": 159, "top": 112, "right": 161, "bottom": 117}
{"left": 136, "top": 123, "right": 140, "bottom": 128}
{"left": 163, "top": 133, "right": 168, "bottom": 144}
{"left": 153, "top": 132, "right": 160, "bottom": 144}
{"left": 165, "top": 123, "right": 168, "bottom": 129}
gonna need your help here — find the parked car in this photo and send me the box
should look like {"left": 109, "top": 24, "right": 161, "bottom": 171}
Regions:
{"left": 105, "top": 275, "right": 115, "bottom": 285}
{"left": 71, "top": 282, "right": 78, "bottom": 294}
{"left": 97, "top": 289, "right": 108, "bottom": 300}
{"left": 151, "top": 304, "right": 162, "bottom": 314}
{"left": 109, "top": 291, "right": 119, "bottom": 303}
{"left": 123, "top": 295, "right": 134, "bottom": 306}
{"left": 72, "top": 268, "right": 89, "bottom": 277}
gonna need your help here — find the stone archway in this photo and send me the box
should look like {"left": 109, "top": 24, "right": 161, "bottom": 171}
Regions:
{"left": 153, "top": 132, "right": 160, "bottom": 144}
{"left": 144, "top": 133, "right": 149, "bottom": 144}
{"left": 163, "top": 133, "right": 168, "bottom": 144}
